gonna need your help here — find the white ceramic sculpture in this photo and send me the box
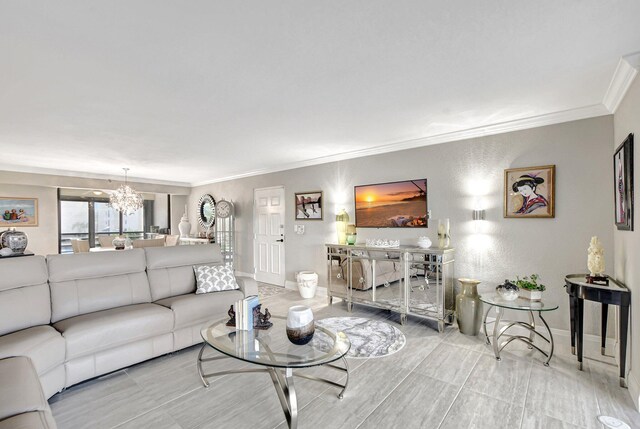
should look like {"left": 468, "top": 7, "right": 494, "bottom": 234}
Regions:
{"left": 587, "top": 236, "right": 605, "bottom": 277}
{"left": 178, "top": 205, "right": 191, "bottom": 238}
{"left": 296, "top": 271, "right": 318, "bottom": 299}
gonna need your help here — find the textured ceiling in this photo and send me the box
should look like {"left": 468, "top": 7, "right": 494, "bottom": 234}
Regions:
{"left": 1, "top": 1, "right": 639, "bottom": 185}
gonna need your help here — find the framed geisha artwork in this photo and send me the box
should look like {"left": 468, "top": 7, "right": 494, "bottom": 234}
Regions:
{"left": 504, "top": 165, "right": 555, "bottom": 218}
{"left": 614, "top": 133, "right": 634, "bottom": 231}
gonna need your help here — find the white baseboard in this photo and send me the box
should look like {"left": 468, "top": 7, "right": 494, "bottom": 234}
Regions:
{"left": 284, "top": 280, "right": 328, "bottom": 297}
{"left": 284, "top": 280, "right": 297, "bottom": 290}
{"left": 628, "top": 370, "right": 640, "bottom": 411}
{"left": 550, "top": 327, "right": 617, "bottom": 356}
{"left": 235, "top": 271, "right": 255, "bottom": 279}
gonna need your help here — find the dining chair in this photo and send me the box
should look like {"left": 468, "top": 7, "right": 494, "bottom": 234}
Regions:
{"left": 165, "top": 235, "right": 180, "bottom": 247}
{"left": 71, "top": 239, "right": 90, "bottom": 253}
{"left": 97, "top": 236, "right": 115, "bottom": 248}
{"left": 132, "top": 238, "right": 165, "bottom": 248}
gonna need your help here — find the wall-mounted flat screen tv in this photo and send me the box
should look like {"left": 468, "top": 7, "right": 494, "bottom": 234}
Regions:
{"left": 355, "top": 179, "right": 428, "bottom": 227}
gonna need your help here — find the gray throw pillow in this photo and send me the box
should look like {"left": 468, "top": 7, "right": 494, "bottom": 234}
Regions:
{"left": 194, "top": 265, "right": 239, "bottom": 294}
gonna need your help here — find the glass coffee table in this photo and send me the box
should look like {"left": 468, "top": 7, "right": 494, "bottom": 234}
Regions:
{"left": 479, "top": 293, "right": 558, "bottom": 366}
{"left": 197, "top": 315, "right": 351, "bottom": 429}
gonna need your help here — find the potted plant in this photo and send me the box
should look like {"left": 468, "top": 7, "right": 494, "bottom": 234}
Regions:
{"left": 513, "top": 274, "right": 546, "bottom": 301}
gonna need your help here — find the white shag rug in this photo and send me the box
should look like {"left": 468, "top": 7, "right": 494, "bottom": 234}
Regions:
{"left": 312, "top": 317, "right": 406, "bottom": 359}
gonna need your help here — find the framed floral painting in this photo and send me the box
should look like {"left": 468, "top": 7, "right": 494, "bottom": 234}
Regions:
{"left": 504, "top": 165, "right": 555, "bottom": 218}
{"left": 614, "top": 133, "right": 634, "bottom": 231}
{"left": 0, "top": 197, "right": 39, "bottom": 227}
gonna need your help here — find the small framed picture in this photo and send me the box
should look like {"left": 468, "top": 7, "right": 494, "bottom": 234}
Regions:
{"left": 295, "top": 191, "right": 323, "bottom": 220}
{"left": 504, "top": 165, "right": 555, "bottom": 218}
{"left": 614, "top": 133, "right": 634, "bottom": 231}
{"left": 0, "top": 197, "right": 39, "bottom": 227}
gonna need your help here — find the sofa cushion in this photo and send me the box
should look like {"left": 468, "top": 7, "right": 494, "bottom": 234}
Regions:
{"left": 53, "top": 303, "right": 174, "bottom": 360}
{"left": 145, "top": 244, "right": 224, "bottom": 301}
{"left": 155, "top": 290, "right": 244, "bottom": 329}
{"left": 0, "top": 326, "right": 65, "bottom": 375}
{"left": 0, "top": 357, "right": 49, "bottom": 422}
{"left": 194, "top": 265, "right": 239, "bottom": 294}
{"left": 47, "top": 250, "right": 151, "bottom": 323}
{"left": 0, "top": 411, "right": 57, "bottom": 429}
{"left": 0, "top": 256, "right": 51, "bottom": 336}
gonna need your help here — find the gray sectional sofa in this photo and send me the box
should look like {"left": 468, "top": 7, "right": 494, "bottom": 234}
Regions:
{"left": 0, "top": 244, "right": 257, "bottom": 429}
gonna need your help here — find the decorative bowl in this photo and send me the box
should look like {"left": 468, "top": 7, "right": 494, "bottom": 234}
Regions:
{"left": 496, "top": 279, "right": 519, "bottom": 301}
{"left": 417, "top": 236, "right": 432, "bottom": 249}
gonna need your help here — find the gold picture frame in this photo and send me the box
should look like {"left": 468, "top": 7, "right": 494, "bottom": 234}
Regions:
{"left": 504, "top": 165, "right": 555, "bottom": 218}
{"left": 0, "top": 197, "right": 39, "bottom": 227}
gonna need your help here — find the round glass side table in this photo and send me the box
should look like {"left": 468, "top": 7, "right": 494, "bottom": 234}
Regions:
{"left": 479, "top": 293, "right": 558, "bottom": 366}
{"left": 198, "top": 315, "right": 350, "bottom": 429}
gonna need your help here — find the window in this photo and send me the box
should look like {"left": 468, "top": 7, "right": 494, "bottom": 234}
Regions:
{"left": 60, "top": 201, "right": 90, "bottom": 254}
{"left": 59, "top": 196, "right": 151, "bottom": 253}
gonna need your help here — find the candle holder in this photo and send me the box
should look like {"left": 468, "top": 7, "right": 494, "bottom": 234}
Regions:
{"left": 437, "top": 218, "right": 450, "bottom": 248}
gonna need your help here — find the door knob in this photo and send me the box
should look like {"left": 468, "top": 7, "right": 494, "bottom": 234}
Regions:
{"left": 276, "top": 239, "right": 284, "bottom": 242}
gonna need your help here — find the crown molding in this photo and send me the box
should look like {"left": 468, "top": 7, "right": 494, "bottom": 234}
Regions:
{"left": 603, "top": 52, "right": 640, "bottom": 113}
{"left": 191, "top": 103, "right": 610, "bottom": 187}
{"left": 0, "top": 163, "right": 191, "bottom": 188}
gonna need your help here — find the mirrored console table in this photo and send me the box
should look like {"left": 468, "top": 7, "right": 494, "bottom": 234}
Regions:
{"left": 326, "top": 244, "right": 455, "bottom": 332}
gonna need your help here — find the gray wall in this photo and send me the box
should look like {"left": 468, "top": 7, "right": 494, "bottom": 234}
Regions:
{"left": 190, "top": 115, "right": 614, "bottom": 333}
{"left": 153, "top": 193, "right": 169, "bottom": 230}
{"left": 614, "top": 76, "right": 640, "bottom": 399}
{"left": 171, "top": 195, "right": 188, "bottom": 236}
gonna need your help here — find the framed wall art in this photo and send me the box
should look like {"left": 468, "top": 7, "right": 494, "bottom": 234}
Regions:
{"left": 504, "top": 165, "right": 555, "bottom": 218}
{"left": 614, "top": 133, "right": 634, "bottom": 231}
{"left": 295, "top": 191, "right": 322, "bottom": 220}
{"left": 354, "top": 179, "right": 428, "bottom": 227}
{"left": 0, "top": 197, "right": 39, "bottom": 227}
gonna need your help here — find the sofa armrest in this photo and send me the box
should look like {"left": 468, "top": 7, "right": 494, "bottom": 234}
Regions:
{"left": 0, "top": 357, "right": 49, "bottom": 422}
{"left": 236, "top": 276, "right": 259, "bottom": 297}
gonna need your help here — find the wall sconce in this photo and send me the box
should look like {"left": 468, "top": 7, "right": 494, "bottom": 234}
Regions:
{"left": 472, "top": 209, "right": 485, "bottom": 221}
{"left": 336, "top": 209, "right": 350, "bottom": 245}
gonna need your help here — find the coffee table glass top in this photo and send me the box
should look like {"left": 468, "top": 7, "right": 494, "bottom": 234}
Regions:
{"left": 201, "top": 315, "right": 350, "bottom": 369}
{"left": 479, "top": 293, "right": 559, "bottom": 311}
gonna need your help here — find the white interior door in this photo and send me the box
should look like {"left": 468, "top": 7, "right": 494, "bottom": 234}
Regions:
{"left": 254, "top": 186, "right": 286, "bottom": 286}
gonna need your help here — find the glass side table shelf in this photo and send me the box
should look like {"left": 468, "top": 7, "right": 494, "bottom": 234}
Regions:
{"left": 479, "top": 293, "right": 558, "bottom": 366}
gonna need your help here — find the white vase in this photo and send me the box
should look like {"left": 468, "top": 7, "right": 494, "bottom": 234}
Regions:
{"left": 286, "top": 305, "right": 315, "bottom": 345}
{"left": 296, "top": 271, "right": 318, "bottom": 299}
{"left": 178, "top": 213, "right": 191, "bottom": 238}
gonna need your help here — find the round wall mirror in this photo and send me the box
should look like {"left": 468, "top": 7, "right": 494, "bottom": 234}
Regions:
{"left": 197, "top": 194, "right": 216, "bottom": 229}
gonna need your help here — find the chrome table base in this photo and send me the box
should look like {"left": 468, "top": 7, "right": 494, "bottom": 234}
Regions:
{"left": 197, "top": 344, "right": 349, "bottom": 429}
{"left": 483, "top": 305, "right": 554, "bottom": 366}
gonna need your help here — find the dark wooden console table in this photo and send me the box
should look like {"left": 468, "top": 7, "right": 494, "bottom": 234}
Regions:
{"left": 564, "top": 274, "right": 630, "bottom": 387}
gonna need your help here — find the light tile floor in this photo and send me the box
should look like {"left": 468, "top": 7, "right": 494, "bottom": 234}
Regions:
{"left": 49, "top": 287, "right": 640, "bottom": 429}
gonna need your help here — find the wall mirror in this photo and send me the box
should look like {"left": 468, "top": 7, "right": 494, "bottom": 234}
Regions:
{"left": 197, "top": 194, "right": 216, "bottom": 229}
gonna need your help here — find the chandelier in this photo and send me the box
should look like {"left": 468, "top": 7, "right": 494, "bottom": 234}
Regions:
{"left": 109, "top": 168, "right": 143, "bottom": 214}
